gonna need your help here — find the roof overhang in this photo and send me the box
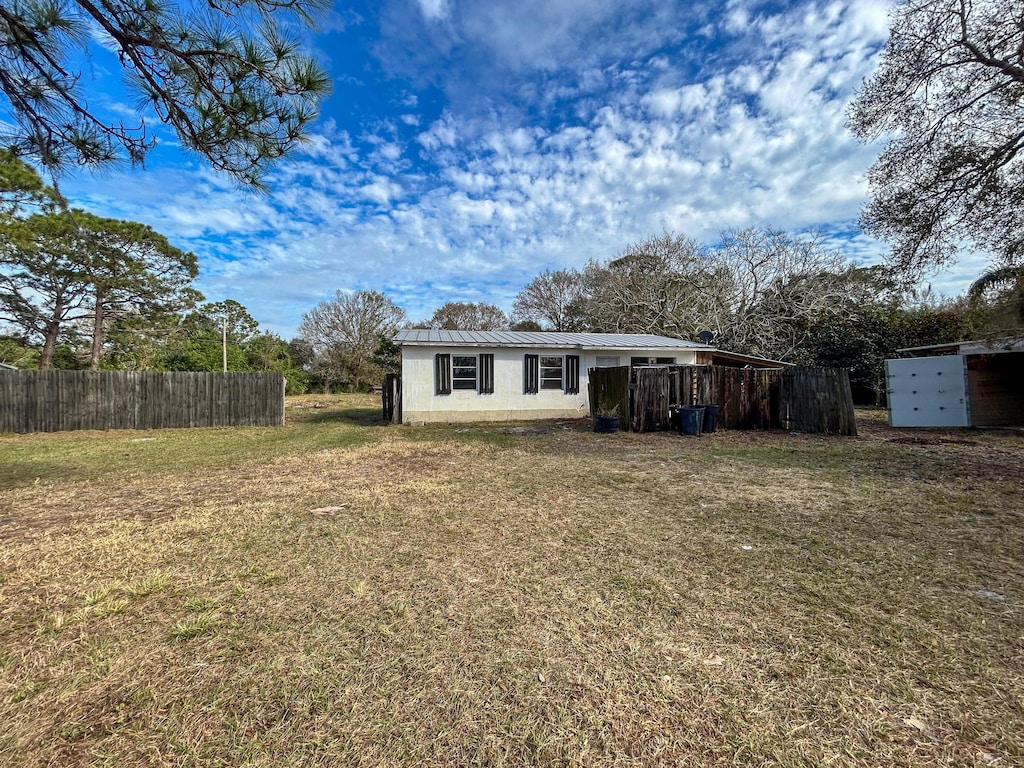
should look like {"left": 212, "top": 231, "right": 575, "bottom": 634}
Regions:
{"left": 704, "top": 349, "right": 794, "bottom": 368}
{"left": 895, "top": 338, "right": 1024, "bottom": 357}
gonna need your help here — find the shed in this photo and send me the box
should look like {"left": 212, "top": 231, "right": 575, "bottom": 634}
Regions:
{"left": 885, "top": 339, "right": 1024, "bottom": 427}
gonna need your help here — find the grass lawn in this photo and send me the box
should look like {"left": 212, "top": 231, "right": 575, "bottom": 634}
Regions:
{"left": 1, "top": 394, "right": 1021, "bottom": 767}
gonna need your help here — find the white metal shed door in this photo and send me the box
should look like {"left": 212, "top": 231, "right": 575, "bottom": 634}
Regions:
{"left": 886, "top": 356, "right": 968, "bottom": 427}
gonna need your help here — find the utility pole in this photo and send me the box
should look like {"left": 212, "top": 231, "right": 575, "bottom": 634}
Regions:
{"left": 222, "top": 319, "right": 227, "bottom": 373}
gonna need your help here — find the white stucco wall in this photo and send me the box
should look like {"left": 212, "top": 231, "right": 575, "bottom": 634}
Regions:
{"left": 400, "top": 345, "right": 699, "bottom": 424}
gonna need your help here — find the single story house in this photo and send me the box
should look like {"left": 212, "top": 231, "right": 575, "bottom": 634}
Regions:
{"left": 885, "top": 339, "right": 1024, "bottom": 427}
{"left": 393, "top": 329, "right": 783, "bottom": 424}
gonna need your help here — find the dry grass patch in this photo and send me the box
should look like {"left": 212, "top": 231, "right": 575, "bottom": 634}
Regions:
{"left": 1, "top": 397, "right": 1021, "bottom": 766}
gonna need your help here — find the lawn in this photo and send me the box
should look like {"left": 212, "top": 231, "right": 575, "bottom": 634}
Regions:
{"left": 0, "top": 395, "right": 1021, "bottom": 767}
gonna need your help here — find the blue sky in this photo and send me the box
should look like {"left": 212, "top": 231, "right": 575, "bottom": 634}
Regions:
{"left": 48, "top": 0, "right": 987, "bottom": 338}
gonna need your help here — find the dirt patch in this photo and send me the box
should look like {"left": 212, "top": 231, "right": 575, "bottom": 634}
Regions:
{"left": 886, "top": 436, "right": 981, "bottom": 446}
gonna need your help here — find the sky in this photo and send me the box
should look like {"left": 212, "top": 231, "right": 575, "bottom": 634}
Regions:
{"left": 46, "top": 0, "right": 989, "bottom": 338}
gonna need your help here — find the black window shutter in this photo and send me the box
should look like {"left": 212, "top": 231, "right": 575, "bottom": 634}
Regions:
{"left": 435, "top": 353, "right": 451, "bottom": 395}
{"left": 524, "top": 354, "right": 539, "bottom": 394}
{"left": 479, "top": 354, "right": 494, "bottom": 394}
{"left": 565, "top": 355, "right": 580, "bottom": 394}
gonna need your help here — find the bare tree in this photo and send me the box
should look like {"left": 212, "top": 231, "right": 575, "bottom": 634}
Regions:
{"left": 709, "top": 228, "right": 857, "bottom": 361}
{"left": 429, "top": 301, "right": 509, "bottom": 331}
{"left": 298, "top": 290, "right": 406, "bottom": 391}
{"left": 580, "top": 233, "right": 727, "bottom": 338}
{"left": 510, "top": 229, "right": 861, "bottom": 362}
{"left": 511, "top": 269, "right": 587, "bottom": 331}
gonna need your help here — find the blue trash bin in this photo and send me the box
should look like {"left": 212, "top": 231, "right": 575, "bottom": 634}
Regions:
{"left": 679, "top": 406, "right": 704, "bottom": 436}
{"left": 702, "top": 404, "right": 721, "bottom": 433}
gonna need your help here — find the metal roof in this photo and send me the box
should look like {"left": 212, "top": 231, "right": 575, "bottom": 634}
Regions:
{"left": 394, "top": 329, "right": 713, "bottom": 350}
{"left": 895, "top": 338, "right": 1024, "bottom": 356}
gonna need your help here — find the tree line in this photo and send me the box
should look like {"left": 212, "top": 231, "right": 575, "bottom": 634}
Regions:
{"left": 3, "top": 0, "right": 1022, "bottom": 401}
{"left": 511, "top": 230, "right": 1020, "bottom": 404}
{"left": 285, "top": 229, "right": 1021, "bottom": 404}
{"left": 4, "top": 143, "right": 1020, "bottom": 403}
{"left": 3, "top": 138, "right": 1020, "bottom": 404}
{"left": 0, "top": 153, "right": 311, "bottom": 391}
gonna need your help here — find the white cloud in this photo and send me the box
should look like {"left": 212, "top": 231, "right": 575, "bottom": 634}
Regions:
{"left": 417, "top": 114, "right": 459, "bottom": 150}
{"left": 55, "top": 0, "right": 988, "bottom": 340}
{"left": 416, "top": 0, "right": 452, "bottom": 22}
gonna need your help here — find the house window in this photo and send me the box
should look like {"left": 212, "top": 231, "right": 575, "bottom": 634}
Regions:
{"left": 540, "top": 356, "right": 563, "bottom": 390}
{"left": 452, "top": 355, "right": 477, "bottom": 389}
{"left": 526, "top": 354, "right": 579, "bottom": 393}
{"left": 437, "top": 353, "right": 494, "bottom": 395}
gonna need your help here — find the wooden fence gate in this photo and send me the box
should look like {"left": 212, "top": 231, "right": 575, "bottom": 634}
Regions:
{"left": 587, "top": 366, "right": 630, "bottom": 428}
{"left": 631, "top": 367, "right": 681, "bottom": 432}
{"left": 778, "top": 367, "right": 857, "bottom": 435}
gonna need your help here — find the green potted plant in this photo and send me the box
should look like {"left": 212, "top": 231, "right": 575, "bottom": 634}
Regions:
{"left": 594, "top": 403, "right": 621, "bottom": 433}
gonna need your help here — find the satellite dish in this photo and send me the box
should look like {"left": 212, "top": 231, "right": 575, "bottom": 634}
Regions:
{"left": 698, "top": 330, "right": 715, "bottom": 344}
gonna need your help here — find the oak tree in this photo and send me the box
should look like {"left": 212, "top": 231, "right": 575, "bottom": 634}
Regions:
{"left": 848, "top": 0, "right": 1024, "bottom": 272}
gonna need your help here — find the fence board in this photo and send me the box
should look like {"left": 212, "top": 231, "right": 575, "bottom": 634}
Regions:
{"left": 778, "top": 367, "right": 857, "bottom": 436}
{"left": 0, "top": 371, "right": 285, "bottom": 433}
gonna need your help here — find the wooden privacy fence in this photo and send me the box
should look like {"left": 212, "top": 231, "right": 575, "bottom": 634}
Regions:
{"left": 382, "top": 373, "right": 402, "bottom": 424}
{"left": 686, "top": 366, "right": 780, "bottom": 430}
{"left": 631, "top": 366, "right": 680, "bottom": 432}
{"left": 778, "top": 366, "right": 857, "bottom": 436}
{"left": 628, "top": 365, "right": 780, "bottom": 431}
{"left": 0, "top": 371, "right": 285, "bottom": 433}
{"left": 591, "top": 364, "right": 857, "bottom": 436}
